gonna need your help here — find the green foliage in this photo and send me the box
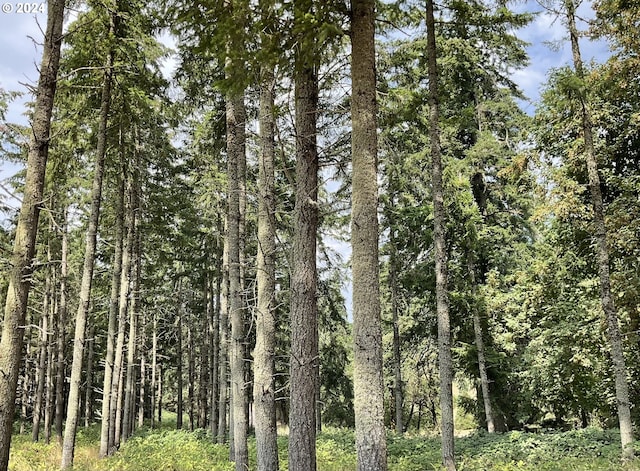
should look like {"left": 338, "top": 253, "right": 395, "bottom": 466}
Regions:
{"left": 7, "top": 435, "right": 62, "bottom": 471}
{"left": 101, "top": 429, "right": 233, "bottom": 471}
{"left": 9, "top": 425, "right": 640, "bottom": 471}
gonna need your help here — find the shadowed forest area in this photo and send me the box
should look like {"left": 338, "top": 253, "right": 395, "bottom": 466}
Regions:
{"left": 1, "top": 0, "right": 639, "bottom": 470}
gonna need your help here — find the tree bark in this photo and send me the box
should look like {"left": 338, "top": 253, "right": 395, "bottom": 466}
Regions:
{"left": 20, "top": 327, "right": 33, "bottom": 436}
{"left": 467, "top": 254, "right": 494, "bottom": 433}
{"left": 564, "top": 0, "right": 634, "bottom": 459}
{"left": 351, "top": 2, "right": 388, "bottom": 470}
{"left": 123, "top": 162, "right": 141, "bottom": 441}
{"left": 138, "top": 351, "right": 146, "bottom": 428}
{"left": 122, "top": 275, "right": 138, "bottom": 440}
{"left": 198, "top": 292, "right": 209, "bottom": 430}
{"left": 110, "top": 160, "right": 135, "bottom": 451}
{"left": 55, "top": 211, "right": 69, "bottom": 446}
{"left": 177, "top": 282, "right": 184, "bottom": 430}
{"left": 210, "top": 268, "right": 220, "bottom": 439}
{"left": 0, "top": 0, "right": 65, "bottom": 466}
{"left": 100, "top": 164, "right": 125, "bottom": 457}
{"left": 426, "top": 0, "right": 455, "bottom": 469}
{"left": 32, "top": 264, "right": 51, "bottom": 442}
{"left": 84, "top": 326, "right": 95, "bottom": 428}
{"left": 227, "top": 85, "right": 249, "bottom": 470}
{"left": 61, "top": 36, "right": 113, "bottom": 468}
{"left": 114, "top": 352, "right": 125, "bottom": 446}
{"left": 254, "top": 57, "right": 279, "bottom": 471}
{"left": 217, "top": 234, "right": 230, "bottom": 443}
{"left": 389, "top": 241, "right": 404, "bottom": 434}
{"left": 157, "top": 364, "right": 163, "bottom": 425}
{"left": 289, "top": 3, "right": 320, "bottom": 471}
{"left": 188, "top": 321, "right": 195, "bottom": 431}
{"left": 44, "top": 273, "right": 56, "bottom": 443}
{"left": 151, "top": 312, "right": 158, "bottom": 429}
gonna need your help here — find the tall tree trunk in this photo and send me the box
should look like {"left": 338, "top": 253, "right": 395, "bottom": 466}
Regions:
{"left": 84, "top": 325, "right": 95, "bottom": 428}
{"left": 110, "top": 162, "right": 135, "bottom": 451}
{"left": 210, "top": 269, "right": 221, "bottom": 439}
{"left": 138, "top": 352, "right": 146, "bottom": 428}
{"left": 44, "top": 242, "right": 58, "bottom": 443}
{"left": 227, "top": 85, "right": 249, "bottom": 470}
{"left": 137, "top": 231, "right": 145, "bottom": 430}
{"left": 289, "top": 3, "right": 319, "bottom": 471}
{"left": 389, "top": 241, "right": 404, "bottom": 434}
{"left": 114, "top": 354, "right": 125, "bottom": 445}
{"left": 32, "top": 263, "right": 51, "bottom": 442}
{"left": 157, "top": 364, "right": 163, "bottom": 425}
{"left": 176, "top": 283, "right": 184, "bottom": 430}
{"left": 61, "top": 40, "right": 113, "bottom": 468}
{"left": 123, "top": 175, "right": 140, "bottom": 441}
{"left": 150, "top": 312, "right": 158, "bottom": 429}
{"left": 467, "top": 254, "right": 494, "bottom": 433}
{"left": 315, "top": 375, "right": 321, "bottom": 434}
{"left": 122, "top": 283, "right": 137, "bottom": 440}
{"left": 0, "top": 0, "right": 65, "bottom": 465}
{"left": 198, "top": 294, "right": 209, "bottom": 430}
{"left": 217, "top": 234, "right": 230, "bottom": 444}
{"left": 351, "top": 1, "right": 388, "bottom": 470}
{"left": 20, "top": 322, "right": 33, "bottom": 436}
{"left": 468, "top": 170, "right": 495, "bottom": 434}
{"left": 44, "top": 279, "right": 56, "bottom": 443}
{"left": 188, "top": 322, "right": 195, "bottom": 431}
{"left": 426, "top": 0, "right": 455, "bottom": 468}
{"left": 100, "top": 165, "right": 125, "bottom": 457}
{"left": 564, "top": 0, "right": 634, "bottom": 459}
{"left": 124, "top": 126, "right": 142, "bottom": 442}
{"left": 473, "top": 309, "right": 493, "bottom": 432}
{"left": 55, "top": 212, "right": 69, "bottom": 446}
{"left": 254, "top": 57, "right": 279, "bottom": 471}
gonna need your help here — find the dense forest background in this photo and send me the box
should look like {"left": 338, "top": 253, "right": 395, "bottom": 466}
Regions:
{"left": 0, "top": 0, "right": 639, "bottom": 470}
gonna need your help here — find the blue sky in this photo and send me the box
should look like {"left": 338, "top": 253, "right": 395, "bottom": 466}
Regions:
{"left": 0, "top": 1, "right": 610, "bottom": 206}
{"left": 0, "top": 1, "right": 610, "bottom": 127}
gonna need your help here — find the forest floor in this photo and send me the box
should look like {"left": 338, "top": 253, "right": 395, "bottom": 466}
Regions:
{"left": 9, "top": 417, "right": 640, "bottom": 470}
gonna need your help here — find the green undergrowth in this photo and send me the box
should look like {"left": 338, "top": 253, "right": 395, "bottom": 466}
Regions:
{"left": 9, "top": 424, "right": 640, "bottom": 471}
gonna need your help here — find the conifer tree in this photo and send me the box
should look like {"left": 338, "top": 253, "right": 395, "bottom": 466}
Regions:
{"left": 351, "top": 0, "right": 387, "bottom": 470}
{"left": 253, "top": 1, "right": 279, "bottom": 468}
{"left": 426, "top": 0, "right": 455, "bottom": 468}
{"left": 289, "top": 1, "right": 320, "bottom": 470}
{"left": 61, "top": 5, "right": 115, "bottom": 466}
{"left": 0, "top": 1, "right": 66, "bottom": 468}
{"left": 564, "top": 0, "right": 633, "bottom": 459}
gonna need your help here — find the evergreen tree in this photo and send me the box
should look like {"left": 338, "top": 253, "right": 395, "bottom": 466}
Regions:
{"left": 351, "top": 1, "right": 387, "bottom": 470}
{"left": 0, "top": 1, "right": 65, "bottom": 468}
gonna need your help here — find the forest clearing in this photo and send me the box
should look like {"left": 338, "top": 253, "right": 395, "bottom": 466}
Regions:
{"left": 1, "top": 0, "right": 640, "bottom": 470}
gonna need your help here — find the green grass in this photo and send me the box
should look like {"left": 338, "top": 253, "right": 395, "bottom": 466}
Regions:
{"left": 8, "top": 424, "right": 640, "bottom": 471}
